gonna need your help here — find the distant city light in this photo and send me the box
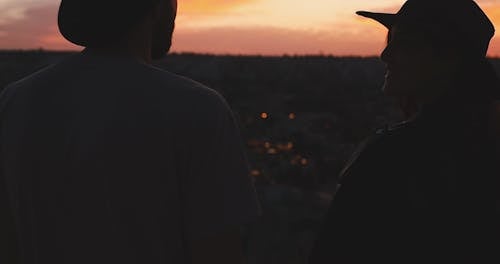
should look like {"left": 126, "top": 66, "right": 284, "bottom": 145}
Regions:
{"left": 291, "top": 155, "right": 302, "bottom": 165}
{"left": 264, "top": 142, "right": 271, "bottom": 149}
{"left": 260, "top": 112, "right": 269, "bottom": 119}
{"left": 276, "top": 142, "right": 294, "bottom": 152}
{"left": 267, "top": 148, "right": 278, "bottom": 155}
{"left": 247, "top": 139, "right": 261, "bottom": 147}
{"left": 250, "top": 170, "right": 261, "bottom": 177}
{"left": 289, "top": 113, "right": 296, "bottom": 120}
{"left": 300, "top": 158, "right": 308, "bottom": 166}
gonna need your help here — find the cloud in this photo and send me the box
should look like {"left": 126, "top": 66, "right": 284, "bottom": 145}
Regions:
{"left": 180, "top": 0, "right": 257, "bottom": 14}
{"left": 1, "top": 0, "right": 500, "bottom": 57}
{"left": 0, "top": 1, "right": 386, "bottom": 56}
{"left": 0, "top": 0, "right": 261, "bottom": 49}
{"left": 0, "top": 6, "right": 25, "bottom": 23}
{"left": 0, "top": 0, "right": 54, "bottom": 24}
{"left": 171, "top": 25, "right": 387, "bottom": 56}
{"left": 0, "top": 3, "right": 77, "bottom": 50}
{"left": 484, "top": 5, "right": 500, "bottom": 57}
{"left": 479, "top": 0, "right": 500, "bottom": 6}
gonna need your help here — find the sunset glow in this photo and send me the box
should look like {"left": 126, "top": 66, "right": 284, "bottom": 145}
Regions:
{"left": 1, "top": 0, "right": 500, "bottom": 56}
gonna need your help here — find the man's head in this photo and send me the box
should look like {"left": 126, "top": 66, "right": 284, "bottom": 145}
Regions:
{"left": 357, "top": 0, "right": 495, "bottom": 102}
{"left": 58, "top": 0, "right": 178, "bottom": 60}
{"left": 380, "top": 24, "right": 460, "bottom": 100}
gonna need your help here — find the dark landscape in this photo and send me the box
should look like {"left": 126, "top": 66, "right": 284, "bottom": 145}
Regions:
{"left": 3, "top": 51, "right": 500, "bottom": 263}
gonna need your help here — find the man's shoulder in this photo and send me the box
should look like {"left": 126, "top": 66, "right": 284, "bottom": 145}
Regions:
{"left": 2, "top": 53, "right": 232, "bottom": 126}
{"left": 339, "top": 120, "right": 418, "bottom": 181}
{"left": 6, "top": 62, "right": 58, "bottom": 89}
{"left": 0, "top": 62, "right": 59, "bottom": 112}
{"left": 366, "top": 120, "right": 417, "bottom": 153}
{"left": 145, "top": 65, "right": 229, "bottom": 112}
{"left": 6, "top": 54, "right": 226, "bottom": 109}
{"left": 147, "top": 65, "right": 218, "bottom": 96}
{"left": 374, "top": 120, "right": 418, "bottom": 144}
{"left": 2, "top": 53, "right": 87, "bottom": 98}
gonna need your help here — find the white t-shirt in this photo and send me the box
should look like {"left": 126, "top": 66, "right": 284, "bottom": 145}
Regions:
{"left": 0, "top": 50, "right": 260, "bottom": 263}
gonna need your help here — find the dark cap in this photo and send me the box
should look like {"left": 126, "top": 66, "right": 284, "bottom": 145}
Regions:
{"left": 356, "top": 0, "right": 495, "bottom": 57}
{"left": 58, "top": 0, "right": 160, "bottom": 47}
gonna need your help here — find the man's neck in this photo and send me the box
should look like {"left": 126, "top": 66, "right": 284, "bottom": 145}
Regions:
{"left": 416, "top": 75, "right": 455, "bottom": 107}
{"left": 85, "top": 23, "right": 153, "bottom": 64}
{"left": 85, "top": 44, "right": 152, "bottom": 64}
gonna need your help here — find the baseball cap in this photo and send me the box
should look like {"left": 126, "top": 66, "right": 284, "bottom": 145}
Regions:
{"left": 356, "top": 0, "right": 495, "bottom": 58}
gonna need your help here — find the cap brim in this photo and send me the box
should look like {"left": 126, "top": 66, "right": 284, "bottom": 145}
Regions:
{"left": 356, "top": 11, "right": 396, "bottom": 29}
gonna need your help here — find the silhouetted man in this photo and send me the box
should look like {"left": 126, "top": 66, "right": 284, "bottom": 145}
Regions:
{"left": 310, "top": 0, "right": 499, "bottom": 263}
{"left": 0, "top": 0, "right": 260, "bottom": 263}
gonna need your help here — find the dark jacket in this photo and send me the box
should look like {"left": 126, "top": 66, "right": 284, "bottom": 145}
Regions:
{"left": 309, "top": 96, "right": 499, "bottom": 263}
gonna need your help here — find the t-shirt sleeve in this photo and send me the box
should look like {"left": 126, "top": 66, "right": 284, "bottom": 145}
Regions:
{"left": 181, "top": 89, "right": 261, "bottom": 238}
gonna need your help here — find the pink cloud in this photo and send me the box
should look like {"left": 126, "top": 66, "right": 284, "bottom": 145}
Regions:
{"left": 171, "top": 26, "right": 387, "bottom": 56}
{"left": 0, "top": 3, "right": 78, "bottom": 50}
{"left": 0, "top": 2, "right": 388, "bottom": 55}
{"left": 180, "top": 0, "right": 256, "bottom": 13}
{"left": 1, "top": 1, "right": 500, "bottom": 57}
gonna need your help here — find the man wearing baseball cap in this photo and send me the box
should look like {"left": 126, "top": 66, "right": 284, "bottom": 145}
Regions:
{"left": 0, "top": 0, "right": 260, "bottom": 263}
{"left": 310, "top": 0, "right": 499, "bottom": 263}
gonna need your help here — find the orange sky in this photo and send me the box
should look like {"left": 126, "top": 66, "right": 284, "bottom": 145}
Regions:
{"left": 1, "top": 0, "right": 500, "bottom": 56}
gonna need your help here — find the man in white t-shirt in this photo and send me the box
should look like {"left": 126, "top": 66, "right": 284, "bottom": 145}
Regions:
{"left": 0, "top": 0, "right": 260, "bottom": 263}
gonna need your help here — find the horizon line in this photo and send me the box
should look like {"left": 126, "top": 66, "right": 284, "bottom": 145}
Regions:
{"left": 1, "top": 49, "right": 500, "bottom": 59}
{"left": 0, "top": 49, "right": 382, "bottom": 58}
